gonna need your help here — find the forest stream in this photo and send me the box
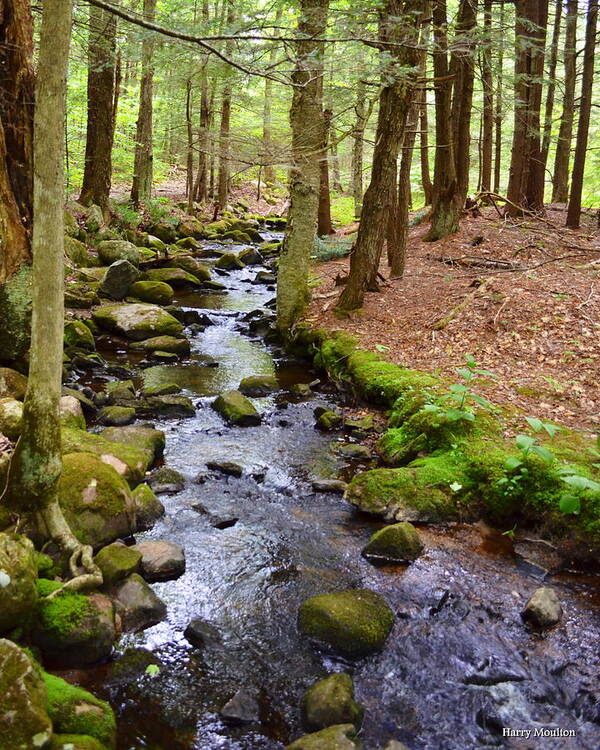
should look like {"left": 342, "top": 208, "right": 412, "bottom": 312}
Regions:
{"left": 60, "top": 239, "right": 600, "bottom": 750}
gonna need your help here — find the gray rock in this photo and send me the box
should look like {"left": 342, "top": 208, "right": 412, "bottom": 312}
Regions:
{"left": 333, "top": 443, "right": 372, "bottom": 461}
{"left": 207, "top": 460, "right": 244, "bottom": 477}
{"left": 301, "top": 673, "right": 364, "bottom": 732}
{"left": 147, "top": 466, "right": 185, "bottom": 494}
{"left": 98, "top": 405, "right": 136, "bottom": 426}
{"left": 97, "top": 240, "right": 140, "bottom": 267}
{"left": 312, "top": 480, "right": 348, "bottom": 494}
{"left": 0, "top": 533, "right": 38, "bottom": 634}
{"left": 220, "top": 689, "right": 260, "bottom": 725}
{"left": 99, "top": 260, "right": 140, "bottom": 300}
{"left": 133, "top": 540, "right": 186, "bottom": 582}
{"left": 184, "top": 617, "right": 222, "bottom": 649}
{"left": 0, "top": 367, "right": 28, "bottom": 400}
{"left": 0, "top": 397, "right": 23, "bottom": 440}
{"left": 109, "top": 572, "right": 167, "bottom": 632}
{"left": 522, "top": 587, "right": 562, "bottom": 628}
{"left": 132, "top": 483, "right": 165, "bottom": 531}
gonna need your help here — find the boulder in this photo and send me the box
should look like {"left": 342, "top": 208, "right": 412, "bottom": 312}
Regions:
{"left": 333, "top": 443, "right": 372, "bottom": 461}
{"left": 64, "top": 320, "right": 95, "bottom": 352}
{"left": 143, "top": 267, "right": 201, "bottom": 288}
{"left": 212, "top": 390, "right": 261, "bottom": 426}
{"left": 58, "top": 452, "right": 136, "bottom": 548}
{"left": 148, "top": 466, "right": 185, "bottom": 494}
{"left": 0, "top": 533, "right": 38, "bottom": 633}
{"left": 100, "top": 424, "right": 165, "bottom": 463}
{"left": 298, "top": 589, "right": 394, "bottom": 658}
{"left": 0, "top": 397, "right": 23, "bottom": 440}
{"left": 64, "top": 210, "right": 81, "bottom": 237}
{"left": 59, "top": 395, "right": 86, "bottom": 430}
{"left": 105, "top": 379, "right": 135, "bottom": 403}
{"left": 97, "top": 240, "right": 139, "bottom": 267}
{"left": 207, "top": 460, "right": 243, "bottom": 477}
{"left": 178, "top": 218, "right": 205, "bottom": 238}
{"left": 94, "top": 541, "right": 142, "bottom": 586}
{"left": 142, "top": 382, "right": 181, "bottom": 397}
{"left": 238, "top": 247, "right": 264, "bottom": 265}
{"left": 316, "top": 411, "right": 343, "bottom": 431}
{"left": 99, "top": 260, "right": 140, "bottom": 300}
{"left": 252, "top": 271, "right": 276, "bottom": 285}
{"left": 108, "top": 572, "right": 167, "bottom": 632}
{"left": 219, "top": 689, "right": 259, "bottom": 725}
{"left": 238, "top": 374, "right": 278, "bottom": 397}
{"left": 202, "top": 279, "right": 227, "bottom": 292}
{"left": 32, "top": 592, "right": 116, "bottom": 666}
{"left": 0, "top": 367, "right": 28, "bottom": 400}
{"left": 175, "top": 236, "right": 201, "bottom": 250}
{"left": 362, "top": 523, "right": 423, "bottom": 564}
{"left": 149, "top": 221, "right": 177, "bottom": 244}
{"left": 98, "top": 406, "right": 136, "bottom": 426}
{"left": 131, "top": 335, "right": 191, "bottom": 355}
{"left": 301, "top": 674, "right": 364, "bottom": 732}
{"left": 92, "top": 303, "right": 183, "bottom": 341}
{"left": 215, "top": 252, "right": 245, "bottom": 270}
{"left": 522, "top": 587, "right": 562, "bottom": 628}
{"left": 65, "top": 236, "right": 91, "bottom": 267}
{"left": 312, "top": 480, "right": 348, "bottom": 494}
{"left": 50, "top": 734, "right": 107, "bottom": 750}
{"left": 145, "top": 394, "right": 195, "bottom": 418}
{"left": 286, "top": 725, "right": 360, "bottom": 750}
{"left": 167, "top": 256, "right": 211, "bottom": 282}
{"left": 0, "top": 639, "right": 52, "bottom": 750}
{"left": 64, "top": 284, "right": 100, "bottom": 309}
{"left": 128, "top": 280, "right": 174, "bottom": 306}
{"left": 44, "top": 671, "right": 116, "bottom": 748}
{"left": 132, "top": 483, "right": 165, "bottom": 531}
{"left": 184, "top": 617, "right": 222, "bottom": 649}
{"left": 85, "top": 204, "right": 104, "bottom": 233}
{"left": 133, "top": 540, "right": 185, "bottom": 582}
{"left": 220, "top": 230, "right": 252, "bottom": 244}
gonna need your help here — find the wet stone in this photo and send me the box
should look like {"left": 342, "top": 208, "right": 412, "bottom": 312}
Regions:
{"left": 207, "top": 460, "right": 244, "bottom": 477}
{"left": 109, "top": 573, "right": 167, "bottom": 633}
{"left": 133, "top": 540, "right": 186, "bottom": 582}
{"left": 312, "top": 479, "right": 348, "bottom": 494}
{"left": 522, "top": 587, "right": 563, "bottom": 628}
{"left": 219, "top": 689, "right": 260, "bottom": 725}
{"left": 333, "top": 442, "right": 372, "bottom": 461}
{"left": 148, "top": 466, "right": 186, "bottom": 494}
{"left": 362, "top": 523, "right": 424, "bottom": 565}
{"left": 184, "top": 617, "right": 222, "bottom": 649}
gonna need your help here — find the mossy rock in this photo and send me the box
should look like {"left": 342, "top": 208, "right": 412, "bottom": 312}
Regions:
{"left": 238, "top": 247, "right": 264, "bottom": 265}
{"left": 212, "top": 390, "right": 261, "bottom": 426}
{"left": 94, "top": 541, "right": 142, "bottom": 586}
{"left": 33, "top": 592, "right": 115, "bottom": 667}
{"left": 97, "top": 240, "right": 139, "bottom": 267}
{"left": 50, "top": 734, "right": 108, "bottom": 750}
{"left": 177, "top": 218, "right": 204, "bottom": 238}
{"left": 0, "top": 397, "right": 23, "bottom": 440}
{"left": 148, "top": 221, "right": 177, "bottom": 244}
{"left": 143, "top": 267, "right": 201, "bottom": 288}
{"left": 130, "top": 335, "right": 190, "bottom": 355}
{"left": 64, "top": 320, "right": 96, "bottom": 352}
{"left": 214, "top": 252, "right": 245, "bottom": 270}
{"left": 220, "top": 230, "right": 252, "bottom": 245}
{"left": 92, "top": 303, "right": 183, "bottom": 341}
{"left": 57, "top": 452, "right": 136, "bottom": 549}
{"left": 98, "top": 406, "right": 136, "bottom": 427}
{"left": 85, "top": 205, "right": 104, "bottom": 233}
{"left": 105, "top": 379, "right": 135, "bottom": 403}
{"left": 0, "top": 533, "right": 38, "bottom": 633}
{"left": 298, "top": 589, "right": 394, "bottom": 658}
{"left": 43, "top": 671, "right": 116, "bottom": 748}
{"left": 64, "top": 210, "right": 81, "bottom": 238}
{"left": 238, "top": 374, "right": 278, "bottom": 397}
{"left": 145, "top": 394, "right": 195, "bottom": 418}
{"left": 205, "top": 219, "right": 231, "bottom": 234}
{"left": 0, "top": 366, "right": 28, "bottom": 400}
{"left": 286, "top": 724, "right": 360, "bottom": 749}
{"left": 0, "top": 638, "right": 52, "bottom": 750}
{"left": 316, "top": 410, "right": 344, "bottom": 431}
{"left": 362, "top": 522, "right": 424, "bottom": 564}
{"left": 166, "top": 256, "right": 211, "bottom": 282}
{"left": 65, "top": 236, "right": 91, "bottom": 267}
{"left": 99, "top": 425, "right": 165, "bottom": 464}
{"left": 128, "top": 280, "right": 174, "bottom": 306}
{"left": 301, "top": 673, "right": 364, "bottom": 732}
{"left": 142, "top": 382, "right": 181, "bottom": 397}
{"left": 64, "top": 284, "right": 101, "bottom": 309}
{"left": 132, "top": 483, "right": 165, "bottom": 531}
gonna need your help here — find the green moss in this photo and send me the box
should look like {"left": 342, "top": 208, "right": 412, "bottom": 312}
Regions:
{"left": 64, "top": 320, "right": 96, "bottom": 352}
{"left": 37, "top": 591, "right": 94, "bottom": 639}
{"left": 37, "top": 579, "right": 64, "bottom": 597}
{"left": 0, "top": 265, "right": 32, "bottom": 363}
{"left": 362, "top": 522, "right": 424, "bottom": 563}
{"left": 50, "top": 734, "right": 108, "bottom": 750}
{"left": 43, "top": 672, "right": 116, "bottom": 748}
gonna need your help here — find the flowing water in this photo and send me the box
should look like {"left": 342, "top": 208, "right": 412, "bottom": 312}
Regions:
{"left": 71, "top": 243, "right": 600, "bottom": 750}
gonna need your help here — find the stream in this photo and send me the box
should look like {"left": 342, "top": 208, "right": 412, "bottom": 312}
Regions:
{"left": 68, "top": 240, "right": 600, "bottom": 750}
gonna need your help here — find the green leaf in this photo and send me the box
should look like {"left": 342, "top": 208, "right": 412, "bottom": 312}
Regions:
{"left": 531, "top": 445, "right": 555, "bottom": 463}
{"left": 559, "top": 493, "right": 581, "bottom": 515}
{"left": 449, "top": 383, "right": 469, "bottom": 394}
{"left": 375, "top": 344, "right": 390, "bottom": 352}
{"left": 145, "top": 664, "right": 160, "bottom": 676}
{"left": 473, "top": 368, "right": 497, "bottom": 379}
{"left": 525, "top": 416, "right": 543, "bottom": 433}
{"left": 504, "top": 456, "right": 523, "bottom": 471}
{"left": 449, "top": 482, "right": 462, "bottom": 492}
{"left": 515, "top": 434, "right": 536, "bottom": 452}
{"left": 443, "top": 407, "right": 475, "bottom": 422}
{"left": 470, "top": 393, "right": 495, "bottom": 409}
{"left": 464, "top": 354, "right": 477, "bottom": 368}
{"left": 541, "top": 422, "right": 560, "bottom": 438}
{"left": 560, "top": 474, "right": 600, "bottom": 492}
{"left": 422, "top": 403, "right": 441, "bottom": 413}
{"left": 456, "top": 368, "right": 474, "bottom": 381}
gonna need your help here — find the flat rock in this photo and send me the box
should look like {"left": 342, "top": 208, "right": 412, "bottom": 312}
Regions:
{"left": 219, "top": 689, "right": 260, "bottom": 725}
{"left": 109, "top": 573, "right": 167, "bottom": 632}
{"left": 133, "top": 540, "right": 186, "bottom": 582}
{"left": 92, "top": 303, "right": 183, "bottom": 341}
{"left": 207, "top": 460, "right": 244, "bottom": 477}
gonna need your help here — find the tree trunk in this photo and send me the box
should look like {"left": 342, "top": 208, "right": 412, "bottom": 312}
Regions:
{"left": 540, "top": 0, "right": 561, "bottom": 172}
{"left": 351, "top": 70, "right": 367, "bottom": 219}
{"left": 131, "top": 0, "right": 157, "bottom": 205}
{"left": 493, "top": 0, "right": 504, "bottom": 193}
{"left": 505, "top": 0, "right": 549, "bottom": 216}
{"left": 566, "top": 0, "right": 597, "bottom": 228}
{"left": 79, "top": 5, "right": 118, "bottom": 210}
{"left": 217, "top": 1, "right": 235, "bottom": 210}
{"left": 276, "top": 0, "right": 329, "bottom": 335}
{"left": 419, "top": 5, "right": 433, "bottom": 205}
{"left": 552, "top": 0, "right": 577, "bottom": 203}
{"left": 262, "top": 5, "right": 282, "bottom": 188}
{"left": 0, "top": 0, "right": 34, "bottom": 364}
{"left": 337, "top": 0, "right": 423, "bottom": 311}
{"left": 480, "top": 0, "right": 493, "bottom": 193}
{"left": 318, "top": 107, "right": 334, "bottom": 235}
{"left": 331, "top": 138, "right": 343, "bottom": 192}
{"left": 425, "top": 0, "right": 460, "bottom": 241}
{"left": 185, "top": 77, "right": 194, "bottom": 212}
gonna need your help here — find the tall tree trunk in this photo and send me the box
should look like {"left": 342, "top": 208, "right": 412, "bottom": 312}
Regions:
{"left": 318, "top": 107, "right": 334, "bottom": 235}
{"left": 480, "top": 0, "right": 493, "bottom": 193}
{"left": 331, "top": 138, "right": 343, "bottom": 192}
{"left": 449, "top": 0, "right": 478, "bottom": 203}
{"left": 131, "top": 0, "right": 157, "bottom": 205}
{"left": 493, "top": 0, "right": 504, "bottom": 193}
{"left": 566, "top": 0, "right": 597, "bottom": 228}
{"left": 79, "top": 5, "right": 118, "bottom": 210}
{"left": 185, "top": 77, "right": 194, "bottom": 213}
{"left": 276, "top": 0, "right": 329, "bottom": 335}
{"left": 0, "top": 0, "right": 34, "bottom": 364}
{"left": 262, "top": 5, "right": 282, "bottom": 188}
{"left": 351, "top": 74, "right": 367, "bottom": 219}
{"left": 419, "top": 5, "right": 433, "bottom": 205}
{"left": 337, "top": 0, "right": 423, "bottom": 311}
{"left": 425, "top": 0, "right": 460, "bottom": 241}
{"left": 217, "top": 1, "right": 235, "bottom": 210}
{"left": 552, "top": 0, "right": 577, "bottom": 203}
{"left": 540, "top": 0, "right": 562, "bottom": 172}
{"left": 505, "top": 0, "right": 549, "bottom": 216}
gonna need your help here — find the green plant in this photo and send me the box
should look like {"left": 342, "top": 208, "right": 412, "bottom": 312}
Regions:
{"left": 113, "top": 202, "right": 141, "bottom": 229}
{"left": 423, "top": 354, "right": 496, "bottom": 423}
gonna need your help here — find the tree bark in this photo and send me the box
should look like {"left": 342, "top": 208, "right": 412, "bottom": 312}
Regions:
{"left": 566, "top": 0, "right": 597, "bottom": 228}
{"left": 480, "top": 0, "right": 493, "bottom": 193}
{"left": 351, "top": 73, "right": 368, "bottom": 219}
{"left": 79, "top": 5, "right": 118, "bottom": 210}
{"left": 217, "top": 0, "right": 235, "bottom": 210}
{"left": 276, "top": 0, "right": 329, "bottom": 335}
{"left": 185, "top": 76, "right": 194, "bottom": 212}
{"left": 552, "top": 0, "right": 577, "bottom": 203}
{"left": 493, "top": 0, "right": 504, "bottom": 194}
{"left": 131, "top": 0, "right": 157, "bottom": 205}
{"left": 337, "top": 0, "right": 423, "bottom": 311}
{"left": 419, "top": 5, "right": 433, "bottom": 205}
{"left": 540, "top": 0, "right": 562, "bottom": 172}
{"left": 262, "top": 5, "right": 282, "bottom": 188}
{"left": 318, "top": 107, "right": 334, "bottom": 235}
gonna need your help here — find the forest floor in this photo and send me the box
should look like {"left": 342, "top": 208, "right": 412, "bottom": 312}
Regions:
{"left": 307, "top": 205, "right": 600, "bottom": 434}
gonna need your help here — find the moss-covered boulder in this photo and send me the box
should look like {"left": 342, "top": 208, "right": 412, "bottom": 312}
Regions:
{"left": 98, "top": 406, "right": 136, "bottom": 427}
{"left": 128, "top": 280, "right": 174, "bottom": 306}
{"left": 166, "top": 256, "right": 211, "bottom": 282}
{"left": 85, "top": 204, "right": 104, "bottom": 233}
{"left": 105, "top": 379, "right": 135, "bottom": 403}
{"left": 50, "top": 734, "right": 107, "bottom": 750}
{"left": 65, "top": 236, "right": 91, "bottom": 267}
{"left": 149, "top": 221, "right": 177, "bottom": 244}
{"left": 92, "top": 303, "right": 183, "bottom": 341}
{"left": 362, "top": 522, "right": 424, "bottom": 564}
{"left": 301, "top": 674, "right": 364, "bottom": 732}
{"left": 0, "top": 533, "right": 38, "bottom": 633}
{"left": 64, "top": 283, "right": 100, "bottom": 309}
{"left": 0, "top": 397, "right": 23, "bottom": 440}
{"left": 238, "top": 247, "right": 264, "bottom": 265}
{"left": 298, "top": 589, "right": 394, "bottom": 658}
{"left": 99, "top": 259, "right": 140, "bottom": 301}
{"left": 59, "top": 396, "right": 86, "bottom": 430}
{"left": 64, "top": 320, "right": 96, "bottom": 352}
{"left": 132, "top": 483, "right": 165, "bottom": 531}
{"left": 286, "top": 724, "right": 360, "bottom": 749}
{"left": 178, "top": 218, "right": 204, "bottom": 238}
{"left": 99, "top": 424, "right": 165, "bottom": 464}
{"left": 145, "top": 393, "right": 196, "bottom": 418}
{"left": 57, "top": 452, "right": 136, "bottom": 548}
{"left": 220, "top": 230, "right": 253, "bottom": 245}
{"left": 212, "top": 389, "right": 261, "bottom": 426}
{"left": 94, "top": 541, "right": 142, "bottom": 586}
{"left": 0, "top": 638, "right": 52, "bottom": 750}
{"left": 215, "top": 252, "right": 245, "bottom": 270}
{"left": 238, "top": 374, "right": 278, "bottom": 396}
{"left": 64, "top": 210, "right": 81, "bottom": 238}
{"left": 147, "top": 466, "right": 185, "bottom": 494}
{"left": 0, "top": 366, "right": 28, "bottom": 400}
{"left": 130, "top": 335, "right": 190, "bottom": 355}
{"left": 316, "top": 411, "right": 344, "bottom": 431}
{"left": 44, "top": 671, "right": 116, "bottom": 748}
{"left": 205, "top": 219, "right": 231, "bottom": 235}
{"left": 143, "top": 267, "right": 200, "bottom": 288}
{"left": 108, "top": 572, "right": 167, "bottom": 633}
{"left": 97, "top": 240, "right": 139, "bottom": 267}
